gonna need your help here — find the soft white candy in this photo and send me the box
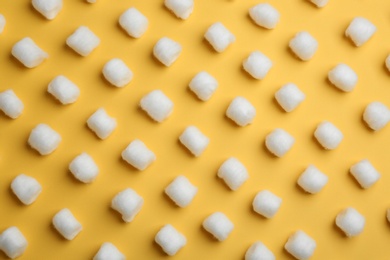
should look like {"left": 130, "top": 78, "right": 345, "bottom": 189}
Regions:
{"left": 69, "top": 153, "right": 99, "bottom": 183}
{"left": 93, "top": 242, "right": 125, "bottom": 260}
{"left": 155, "top": 224, "right": 186, "bottom": 256}
{"left": 121, "top": 139, "right": 156, "bottom": 170}
{"left": 48, "top": 75, "right": 80, "bottom": 104}
{"left": 363, "top": 101, "right": 390, "bottom": 131}
{"left": 0, "top": 14, "right": 5, "bottom": 34}
{"left": 0, "top": 227, "right": 28, "bottom": 259}
{"left": 0, "top": 89, "right": 24, "bottom": 119}
{"left": 140, "top": 90, "right": 173, "bottom": 122}
{"left": 66, "top": 26, "right": 100, "bottom": 56}
{"left": 165, "top": 0, "right": 194, "bottom": 20}
{"left": 285, "top": 230, "right": 316, "bottom": 260}
{"left": 226, "top": 97, "right": 256, "bottom": 126}
{"left": 103, "top": 58, "right": 133, "bottom": 87}
{"left": 297, "top": 165, "right": 328, "bottom": 194}
{"left": 204, "top": 22, "right": 235, "bottom": 53}
{"left": 11, "top": 174, "right": 42, "bottom": 205}
{"left": 111, "top": 188, "right": 144, "bottom": 222}
{"left": 153, "top": 37, "right": 182, "bottom": 67}
{"left": 289, "top": 32, "right": 318, "bottom": 61}
{"left": 350, "top": 159, "right": 380, "bottom": 189}
{"left": 52, "top": 208, "right": 82, "bottom": 240}
{"left": 335, "top": 207, "right": 365, "bottom": 237}
{"left": 265, "top": 128, "right": 295, "bottom": 157}
{"left": 217, "top": 157, "right": 248, "bottom": 191}
{"left": 252, "top": 190, "right": 282, "bottom": 218}
{"left": 12, "top": 37, "right": 48, "bottom": 68}
{"left": 249, "top": 3, "right": 280, "bottom": 29}
{"left": 309, "top": 0, "right": 328, "bottom": 8}
{"left": 87, "top": 108, "right": 117, "bottom": 139}
{"left": 28, "top": 124, "right": 61, "bottom": 155}
{"left": 188, "top": 71, "right": 218, "bottom": 101}
{"left": 275, "top": 83, "right": 305, "bottom": 112}
{"left": 165, "top": 175, "right": 198, "bottom": 207}
{"left": 386, "top": 55, "right": 390, "bottom": 72}
{"left": 245, "top": 241, "right": 275, "bottom": 260}
{"left": 345, "top": 17, "right": 376, "bottom": 47}
{"left": 328, "top": 64, "right": 358, "bottom": 92}
{"left": 243, "top": 51, "right": 272, "bottom": 80}
{"left": 314, "top": 121, "right": 343, "bottom": 150}
{"left": 179, "top": 126, "right": 209, "bottom": 157}
{"left": 119, "top": 8, "right": 148, "bottom": 38}
{"left": 203, "top": 212, "right": 233, "bottom": 241}
{"left": 32, "top": 0, "right": 63, "bottom": 20}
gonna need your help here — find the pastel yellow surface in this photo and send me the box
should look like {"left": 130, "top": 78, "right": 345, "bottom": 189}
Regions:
{"left": 1, "top": 0, "right": 390, "bottom": 259}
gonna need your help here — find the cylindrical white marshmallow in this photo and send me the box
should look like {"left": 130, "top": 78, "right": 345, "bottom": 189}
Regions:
{"left": 252, "top": 190, "right": 282, "bottom": 218}
{"left": 203, "top": 212, "right": 234, "bottom": 241}
{"left": 275, "top": 83, "right": 305, "bottom": 112}
{"left": 66, "top": 26, "right": 100, "bottom": 56}
{"left": 328, "top": 64, "right": 358, "bottom": 92}
{"left": 350, "top": 159, "right": 380, "bottom": 189}
{"left": 69, "top": 153, "right": 99, "bottom": 183}
{"left": 204, "top": 22, "right": 235, "bottom": 53}
{"left": 249, "top": 3, "right": 280, "bottom": 29}
{"left": 153, "top": 37, "right": 182, "bottom": 67}
{"left": 48, "top": 75, "right": 80, "bottom": 105}
{"left": 289, "top": 31, "right": 318, "bottom": 61}
{"left": 164, "top": 0, "right": 194, "bottom": 20}
{"left": 226, "top": 97, "right": 256, "bottom": 126}
{"left": 179, "top": 126, "right": 209, "bottom": 157}
{"left": 217, "top": 157, "right": 249, "bottom": 191}
{"left": 119, "top": 7, "right": 149, "bottom": 38}
{"left": 245, "top": 241, "right": 275, "bottom": 260}
{"left": 0, "top": 89, "right": 24, "bottom": 119}
{"left": 309, "top": 0, "right": 329, "bottom": 8}
{"left": 11, "top": 174, "right": 42, "bottom": 205}
{"left": 155, "top": 224, "right": 187, "bottom": 256}
{"left": 111, "top": 188, "right": 144, "bottom": 222}
{"left": 93, "top": 242, "right": 125, "bottom": 260}
{"left": 32, "top": 0, "right": 63, "bottom": 20}
{"left": 188, "top": 71, "right": 218, "bottom": 101}
{"left": 297, "top": 165, "right": 328, "bottom": 194}
{"left": 284, "top": 230, "right": 316, "bottom": 260}
{"left": 87, "top": 108, "right": 117, "bottom": 139}
{"left": 345, "top": 17, "right": 376, "bottom": 47}
{"left": 0, "top": 14, "right": 6, "bottom": 34}
{"left": 52, "top": 208, "right": 82, "bottom": 240}
{"left": 12, "top": 37, "right": 48, "bottom": 68}
{"left": 386, "top": 55, "right": 390, "bottom": 72}
{"left": 0, "top": 227, "right": 28, "bottom": 259}
{"left": 140, "top": 90, "right": 174, "bottom": 122}
{"left": 28, "top": 124, "right": 61, "bottom": 155}
{"left": 363, "top": 101, "right": 390, "bottom": 131}
{"left": 314, "top": 121, "right": 343, "bottom": 150}
{"left": 243, "top": 51, "right": 273, "bottom": 80}
{"left": 335, "top": 207, "right": 365, "bottom": 237}
{"left": 103, "top": 58, "right": 133, "bottom": 87}
{"left": 165, "top": 175, "right": 198, "bottom": 207}
{"left": 121, "top": 139, "right": 156, "bottom": 171}
{"left": 265, "top": 128, "right": 295, "bottom": 157}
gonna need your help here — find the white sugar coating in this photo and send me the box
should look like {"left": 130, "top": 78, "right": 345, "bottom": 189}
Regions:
{"left": 11, "top": 174, "right": 42, "bottom": 205}
{"left": 87, "top": 108, "right": 117, "bottom": 139}
{"left": 297, "top": 165, "right": 328, "bottom": 194}
{"left": 165, "top": 175, "right": 198, "bottom": 207}
{"left": 265, "top": 128, "right": 295, "bottom": 157}
{"left": 0, "top": 227, "right": 28, "bottom": 259}
{"left": 275, "top": 83, "right": 305, "bottom": 112}
{"left": 93, "top": 242, "right": 125, "bottom": 260}
{"left": 52, "top": 208, "right": 82, "bottom": 240}
{"left": 119, "top": 7, "right": 149, "bottom": 38}
{"left": 153, "top": 37, "right": 182, "bottom": 66}
{"left": 140, "top": 90, "right": 174, "bottom": 122}
{"left": 350, "top": 159, "right": 380, "bottom": 189}
{"left": 179, "top": 126, "right": 209, "bottom": 157}
{"left": 111, "top": 188, "right": 144, "bottom": 222}
{"left": 249, "top": 3, "right": 280, "bottom": 29}
{"left": 310, "top": 0, "right": 329, "bottom": 8}
{"left": 69, "top": 153, "right": 99, "bottom": 183}
{"left": 252, "top": 190, "right": 282, "bottom": 219}
{"left": 32, "top": 0, "right": 63, "bottom": 20}
{"left": 0, "top": 14, "right": 5, "bottom": 34}
{"left": 289, "top": 31, "right": 318, "bottom": 61}
{"left": 226, "top": 97, "right": 256, "bottom": 126}
{"left": 165, "top": 0, "right": 194, "bottom": 20}
{"left": 12, "top": 37, "right": 48, "bottom": 68}
{"left": 217, "top": 157, "right": 249, "bottom": 191}
{"left": 363, "top": 101, "right": 390, "bottom": 131}
{"left": 48, "top": 75, "right": 80, "bottom": 104}
{"left": 28, "top": 124, "right": 61, "bottom": 155}
{"left": 386, "top": 55, "right": 390, "bottom": 72}
{"left": 203, "top": 212, "right": 234, "bottom": 241}
{"left": 155, "top": 224, "right": 187, "bottom": 256}
{"left": 335, "top": 207, "right": 365, "bottom": 237}
{"left": 243, "top": 51, "right": 273, "bottom": 80}
{"left": 188, "top": 71, "right": 218, "bottom": 101}
{"left": 328, "top": 64, "right": 358, "bottom": 92}
{"left": 345, "top": 17, "right": 376, "bottom": 47}
{"left": 285, "top": 230, "right": 316, "bottom": 260}
{"left": 66, "top": 26, "right": 100, "bottom": 56}
{"left": 121, "top": 139, "right": 156, "bottom": 170}
{"left": 245, "top": 241, "right": 275, "bottom": 260}
{"left": 314, "top": 121, "right": 343, "bottom": 150}
{"left": 204, "top": 22, "right": 235, "bottom": 53}
{"left": 0, "top": 89, "right": 24, "bottom": 119}
{"left": 103, "top": 58, "right": 133, "bottom": 88}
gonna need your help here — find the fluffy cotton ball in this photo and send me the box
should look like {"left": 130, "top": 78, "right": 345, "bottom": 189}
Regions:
{"left": 32, "top": 0, "right": 63, "bottom": 20}
{"left": 52, "top": 208, "right": 82, "bottom": 240}
{"left": 155, "top": 224, "right": 187, "bottom": 256}
{"left": 121, "top": 139, "right": 156, "bottom": 170}
{"left": 0, "top": 14, "right": 6, "bottom": 34}
{"left": 328, "top": 64, "right": 358, "bottom": 92}
{"left": 28, "top": 124, "right": 61, "bottom": 155}
{"left": 335, "top": 207, "right": 365, "bottom": 237}
{"left": 66, "top": 26, "right": 100, "bottom": 56}
{"left": 11, "top": 174, "right": 42, "bottom": 205}
{"left": 204, "top": 22, "right": 235, "bottom": 53}
{"left": 249, "top": 3, "right": 280, "bottom": 29}
{"left": 289, "top": 31, "right": 318, "bottom": 61}
{"left": 140, "top": 90, "right": 174, "bottom": 122}
{"left": 119, "top": 7, "right": 148, "bottom": 38}
{"left": 69, "top": 153, "right": 99, "bottom": 183}
{"left": 165, "top": 175, "right": 198, "bottom": 207}
{"left": 87, "top": 108, "right": 117, "bottom": 139}
{"left": 12, "top": 37, "right": 48, "bottom": 68}
{"left": 179, "top": 126, "right": 209, "bottom": 157}
{"left": 102, "top": 58, "right": 133, "bottom": 88}
{"left": 284, "top": 230, "right": 316, "bottom": 260}
{"left": 0, "top": 227, "right": 28, "bottom": 259}
{"left": 275, "top": 83, "right": 305, "bottom": 112}
{"left": 153, "top": 37, "right": 182, "bottom": 66}
{"left": 203, "top": 212, "right": 234, "bottom": 241}
{"left": 111, "top": 188, "right": 144, "bottom": 222}
{"left": 243, "top": 51, "right": 273, "bottom": 80}
{"left": 217, "top": 157, "right": 249, "bottom": 191}
{"left": 252, "top": 190, "right": 282, "bottom": 218}
{"left": 345, "top": 17, "right": 376, "bottom": 47}
{"left": 48, "top": 75, "right": 80, "bottom": 104}
{"left": 297, "top": 165, "right": 328, "bottom": 194}
{"left": 226, "top": 97, "right": 256, "bottom": 126}
{"left": 164, "top": 0, "right": 194, "bottom": 20}
{"left": 314, "top": 121, "right": 343, "bottom": 150}
{"left": 188, "top": 71, "right": 218, "bottom": 101}
{"left": 0, "top": 89, "right": 24, "bottom": 119}
{"left": 93, "top": 242, "right": 125, "bottom": 260}
{"left": 350, "top": 159, "right": 380, "bottom": 189}
{"left": 310, "top": 0, "right": 329, "bottom": 8}
{"left": 363, "top": 101, "right": 390, "bottom": 131}
{"left": 245, "top": 241, "right": 275, "bottom": 260}
{"left": 265, "top": 128, "right": 295, "bottom": 157}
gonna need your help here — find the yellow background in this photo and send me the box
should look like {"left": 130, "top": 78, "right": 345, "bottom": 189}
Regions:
{"left": 1, "top": 0, "right": 390, "bottom": 259}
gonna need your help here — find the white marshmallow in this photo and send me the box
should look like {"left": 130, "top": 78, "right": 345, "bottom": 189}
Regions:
{"left": 28, "top": 124, "right": 61, "bottom": 155}
{"left": 314, "top": 121, "right": 343, "bottom": 150}
{"left": 284, "top": 230, "right": 316, "bottom": 260}
{"left": 0, "top": 89, "right": 24, "bottom": 119}
{"left": 350, "top": 159, "right": 380, "bottom": 189}
{"left": 289, "top": 32, "right": 318, "bottom": 61}
{"left": 265, "top": 128, "right": 295, "bottom": 157}
{"left": 153, "top": 37, "right": 182, "bottom": 66}
{"left": 69, "top": 153, "right": 99, "bottom": 183}
{"left": 119, "top": 8, "right": 148, "bottom": 38}
{"left": 226, "top": 97, "right": 256, "bottom": 126}
{"left": 155, "top": 224, "right": 186, "bottom": 256}
{"left": 66, "top": 26, "right": 100, "bottom": 56}
{"left": 140, "top": 90, "right": 173, "bottom": 122}
{"left": 32, "top": 0, "right": 63, "bottom": 20}
{"left": 335, "top": 207, "right": 365, "bottom": 237}
{"left": 345, "top": 17, "right": 376, "bottom": 47}
{"left": 387, "top": 209, "right": 390, "bottom": 224}
{"left": 48, "top": 75, "right": 80, "bottom": 104}
{"left": 188, "top": 71, "right": 218, "bottom": 101}
{"left": 93, "top": 242, "right": 125, "bottom": 260}
{"left": 217, "top": 157, "right": 249, "bottom": 191}
{"left": 12, "top": 37, "right": 48, "bottom": 68}
{"left": 111, "top": 188, "right": 144, "bottom": 222}
{"left": 245, "top": 241, "right": 275, "bottom": 260}
{"left": 203, "top": 212, "right": 234, "bottom": 241}
{"left": 0, "top": 227, "right": 28, "bottom": 259}
{"left": 275, "top": 83, "right": 305, "bottom": 112}
{"left": 297, "top": 165, "right": 328, "bottom": 194}
{"left": 328, "top": 64, "right": 358, "bottom": 92}
{"left": 87, "top": 108, "right": 117, "bottom": 139}
{"left": 103, "top": 58, "right": 133, "bottom": 87}
{"left": 252, "top": 190, "right": 282, "bottom": 218}
{"left": 165, "top": 175, "right": 198, "bottom": 207}
{"left": 310, "top": 0, "right": 329, "bottom": 8}
{"left": 179, "top": 126, "right": 209, "bottom": 157}
{"left": 121, "top": 139, "right": 156, "bottom": 170}
{"left": 0, "top": 14, "right": 6, "bottom": 34}
{"left": 86, "top": 0, "right": 96, "bottom": 3}
{"left": 386, "top": 55, "right": 390, "bottom": 72}
{"left": 165, "top": 0, "right": 194, "bottom": 20}
{"left": 11, "top": 174, "right": 42, "bottom": 205}
{"left": 204, "top": 22, "right": 235, "bottom": 53}
{"left": 243, "top": 51, "right": 273, "bottom": 80}
{"left": 363, "top": 101, "right": 390, "bottom": 131}
{"left": 249, "top": 3, "right": 280, "bottom": 29}
{"left": 52, "top": 208, "right": 82, "bottom": 240}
